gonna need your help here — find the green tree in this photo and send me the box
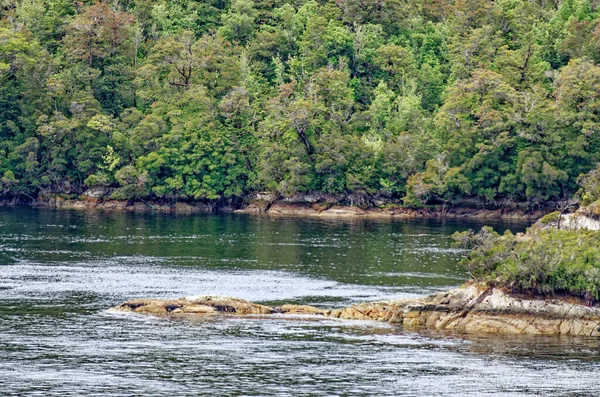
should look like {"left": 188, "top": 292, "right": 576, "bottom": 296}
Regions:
{"left": 220, "top": 0, "right": 258, "bottom": 45}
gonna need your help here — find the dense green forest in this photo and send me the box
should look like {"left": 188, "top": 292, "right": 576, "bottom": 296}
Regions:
{"left": 2, "top": 0, "right": 600, "bottom": 207}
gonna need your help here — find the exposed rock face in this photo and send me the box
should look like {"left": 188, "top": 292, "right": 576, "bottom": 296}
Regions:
{"left": 236, "top": 202, "right": 545, "bottom": 221}
{"left": 339, "top": 286, "right": 600, "bottom": 336}
{"left": 110, "top": 286, "right": 600, "bottom": 337}
{"left": 1, "top": 194, "right": 543, "bottom": 220}
{"left": 24, "top": 196, "right": 229, "bottom": 214}
{"left": 109, "top": 296, "right": 330, "bottom": 317}
{"left": 540, "top": 212, "right": 600, "bottom": 231}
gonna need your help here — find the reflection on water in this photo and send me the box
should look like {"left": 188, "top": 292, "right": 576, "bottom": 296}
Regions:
{"left": 1, "top": 208, "right": 599, "bottom": 396}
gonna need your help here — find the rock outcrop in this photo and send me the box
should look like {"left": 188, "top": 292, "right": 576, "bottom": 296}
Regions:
{"left": 338, "top": 285, "right": 600, "bottom": 336}
{"left": 110, "top": 285, "right": 600, "bottom": 337}
{"left": 236, "top": 202, "right": 545, "bottom": 220}
{"left": 538, "top": 211, "right": 600, "bottom": 231}
{"left": 109, "top": 295, "right": 330, "bottom": 317}
{"left": 1, "top": 194, "right": 544, "bottom": 220}
{"left": 34, "top": 196, "right": 230, "bottom": 213}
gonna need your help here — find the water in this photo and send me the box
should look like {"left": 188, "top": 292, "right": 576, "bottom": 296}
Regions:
{"left": 1, "top": 208, "right": 599, "bottom": 396}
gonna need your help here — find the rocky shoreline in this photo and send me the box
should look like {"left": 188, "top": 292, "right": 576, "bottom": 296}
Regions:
{"left": 0, "top": 196, "right": 546, "bottom": 221}
{"left": 109, "top": 285, "right": 600, "bottom": 337}
{"left": 0, "top": 196, "right": 235, "bottom": 214}
{"left": 236, "top": 201, "right": 545, "bottom": 220}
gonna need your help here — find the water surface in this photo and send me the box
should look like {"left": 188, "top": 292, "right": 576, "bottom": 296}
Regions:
{"left": 1, "top": 208, "right": 599, "bottom": 396}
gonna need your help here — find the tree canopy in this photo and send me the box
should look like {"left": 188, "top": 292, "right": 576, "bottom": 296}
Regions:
{"left": 2, "top": 0, "right": 600, "bottom": 206}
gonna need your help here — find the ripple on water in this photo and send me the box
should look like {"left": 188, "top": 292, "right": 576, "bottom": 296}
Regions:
{"left": 2, "top": 209, "right": 599, "bottom": 396}
{"left": 0, "top": 258, "right": 427, "bottom": 306}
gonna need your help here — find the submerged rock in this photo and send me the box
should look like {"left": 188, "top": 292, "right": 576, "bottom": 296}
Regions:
{"left": 110, "top": 285, "right": 600, "bottom": 337}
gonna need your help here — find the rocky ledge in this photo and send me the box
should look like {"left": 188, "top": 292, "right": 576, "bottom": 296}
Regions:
{"left": 110, "top": 285, "right": 600, "bottom": 337}
{"left": 108, "top": 296, "right": 336, "bottom": 317}
{"left": 1, "top": 195, "right": 544, "bottom": 220}
{"left": 236, "top": 202, "right": 544, "bottom": 220}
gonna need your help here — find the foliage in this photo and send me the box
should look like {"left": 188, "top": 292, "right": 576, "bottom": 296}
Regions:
{"left": 538, "top": 211, "right": 561, "bottom": 225}
{"left": 578, "top": 163, "right": 600, "bottom": 205}
{"left": 2, "top": 0, "right": 600, "bottom": 205}
{"left": 453, "top": 227, "right": 600, "bottom": 299}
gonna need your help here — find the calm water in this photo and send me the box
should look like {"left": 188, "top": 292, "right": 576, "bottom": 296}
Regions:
{"left": 1, "top": 208, "right": 599, "bottom": 396}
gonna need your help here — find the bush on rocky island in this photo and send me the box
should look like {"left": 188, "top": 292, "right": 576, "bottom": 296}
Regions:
{"left": 453, "top": 227, "right": 600, "bottom": 300}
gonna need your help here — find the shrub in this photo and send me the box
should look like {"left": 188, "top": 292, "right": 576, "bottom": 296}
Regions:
{"left": 453, "top": 227, "right": 600, "bottom": 299}
{"left": 539, "top": 211, "right": 560, "bottom": 225}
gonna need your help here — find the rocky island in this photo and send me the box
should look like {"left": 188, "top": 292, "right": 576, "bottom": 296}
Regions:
{"left": 110, "top": 284, "right": 600, "bottom": 337}
{"left": 111, "top": 209, "right": 600, "bottom": 337}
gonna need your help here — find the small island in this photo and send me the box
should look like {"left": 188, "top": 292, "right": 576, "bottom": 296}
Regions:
{"left": 111, "top": 209, "right": 600, "bottom": 337}
{"left": 110, "top": 284, "right": 600, "bottom": 337}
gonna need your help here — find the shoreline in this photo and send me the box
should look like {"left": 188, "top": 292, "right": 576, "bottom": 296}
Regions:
{"left": 0, "top": 196, "right": 547, "bottom": 221}
{"left": 235, "top": 201, "right": 546, "bottom": 221}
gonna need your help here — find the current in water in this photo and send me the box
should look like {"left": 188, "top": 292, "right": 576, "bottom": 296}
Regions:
{"left": 0, "top": 208, "right": 599, "bottom": 396}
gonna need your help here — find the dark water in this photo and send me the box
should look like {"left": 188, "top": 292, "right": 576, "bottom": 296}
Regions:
{"left": 1, "top": 208, "right": 599, "bottom": 396}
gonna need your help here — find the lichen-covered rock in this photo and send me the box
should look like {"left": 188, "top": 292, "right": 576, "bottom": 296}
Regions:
{"left": 110, "top": 285, "right": 600, "bottom": 337}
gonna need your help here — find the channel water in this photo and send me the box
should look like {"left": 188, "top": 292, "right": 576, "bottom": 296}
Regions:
{"left": 1, "top": 208, "right": 599, "bottom": 396}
